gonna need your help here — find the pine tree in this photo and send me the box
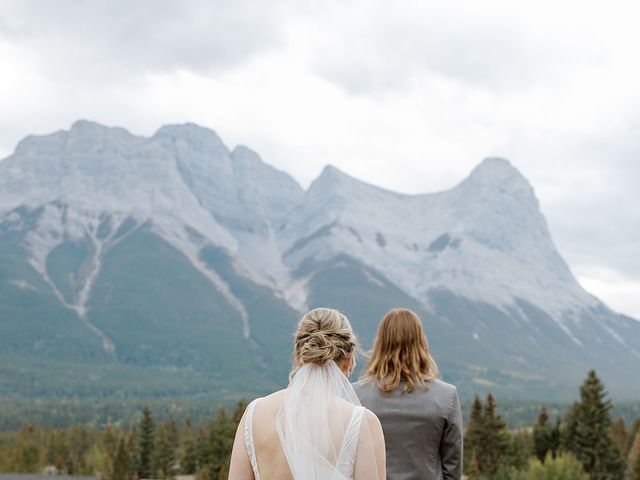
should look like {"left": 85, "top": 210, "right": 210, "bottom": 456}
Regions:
{"left": 126, "top": 428, "right": 139, "bottom": 477}
{"left": 46, "top": 431, "right": 57, "bottom": 466}
{"left": 207, "top": 406, "right": 234, "bottom": 477}
{"left": 181, "top": 436, "right": 198, "bottom": 474}
{"left": 533, "top": 406, "right": 552, "bottom": 462}
{"left": 19, "top": 443, "right": 40, "bottom": 472}
{"left": 630, "top": 419, "right": 640, "bottom": 447}
{"left": 218, "top": 462, "right": 228, "bottom": 480}
{"left": 563, "top": 370, "right": 625, "bottom": 480}
{"left": 153, "top": 424, "right": 176, "bottom": 479}
{"left": 167, "top": 420, "right": 180, "bottom": 449}
{"left": 610, "top": 417, "right": 629, "bottom": 459}
{"left": 112, "top": 436, "right": 130, "bottom": 480}
{"left": 195, "top": 428, "right": 209, "bottom": 469}
{"left": 633, "top": 454, "right": 640, "bottom": 480}
{"left": 138, "top": 406, "right": 155, "bottom": 479}
{"left": 68, "top": 424, "right": 90, "bottom": 472}
{"left": 533, "top": 406, "right": 561, "bottom": 463}
{"left": 464, "top": 395, "right": 484, "bottom": 474}
{"left": 561, "top": 401, "right": 580, "bottom": 453}
{"left": 629, "top": 430, "right": 640, "bottom": 480}
{"left": 54, "top": 432, "right": 70, "bottom": 473}
{"left": 103, "top": 424, "right": 117, "bottom": 460}
{"left": 550, "top": 417, "right": 561, "bottom": 458}
{"left": 195, "top": 466, "right": 213, "bottom": 480}
{"left": 232, "top": 400, "right": 248, "bottom": 425}
{"left": 506, "top": 430, "right": 531, "bottom": 471}
{"left": 480, "top": 393, "right": 510, "bottom": 475}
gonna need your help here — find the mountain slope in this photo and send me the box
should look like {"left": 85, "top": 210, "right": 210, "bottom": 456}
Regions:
{"left": 280, "top": 160, "right": 640, "bottom": 397}
{"left": 0, "top": 121, "right": 638, "bottom": 401}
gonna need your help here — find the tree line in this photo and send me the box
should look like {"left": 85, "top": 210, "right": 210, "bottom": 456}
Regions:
{"left": 0, "top": 370, "right": 639, "bottom": 479}
{"left": 0, "top": 400, "right": 246, "bottom": 479}
{"left": 464, "top": 370, "right": 640, "bottom": 479}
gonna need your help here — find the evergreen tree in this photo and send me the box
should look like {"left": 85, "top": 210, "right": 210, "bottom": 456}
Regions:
{"left": 464, "top": 395, "right": 484, "bottom": 473}
{"left": 629, "top": 430, "right": 640, "bottom": 480}
{"left": 102, "top": 424, "right": 117, "bottom": 460}
{"left": 181, "top": 436, "right": 198, "bottom": 474}
{"left": 19, "top": 443, "right": 40, "bottom": 472}
{"left": 195, "top": 428, "right": 209, "bottom": 469}
{"left": 167, "top": 419, "right": 180, "bottom": 449}
{"left": 480, "top": 393, "right": 510, "bottom": 475}
{"left": 153, "top": 424, "right": 176, "bottom": 479}
{"left": 138, "top": 406, "right": 155, "bottom": 479}
{"left": 126, "top": 428, "right": 139, "bottom": 477}
{"left": 630, "top": 419, "right": 640, "bottom": 447}
{"left": 561, "top": 401, "right": 580, "bottom": 453}
{"left": 610, "top": 417, "right": 629, "bottom": 459}
{"left": 232, "top": 400, "right": 248, "bottom": 425}
{"left": 46, "top": 431, "right": 57, "bottom": 466}
{"left": 550, "top": 417, "right": 562, "bottom": 458}
{"left": 207, "top": 406, "right": 233, "bottom": 478}
{"left": 563, "top": 370, "right": 625, "bottom": 480}
{"left": 533, "top": 406, "right": 553, "bottom": 462}
{"left": 195, "top": 466, "right": 213, "bottom": 480}
{"left": 111, "top": 436, "right": 130, "bottom": 480}
{"left": 533, "top": 407, "right": 561, "bottom": 462}
{"left": 55, "top": 432, "right": 71, "bottom": 473}
{"left": 68, "top": 424, "right": 91, "bottom": 470}
{"left": 506, "top": 430, "right": 531, "bottom": 471}
{"left": 218, "top": 462, "right": 228, "bottom": 480}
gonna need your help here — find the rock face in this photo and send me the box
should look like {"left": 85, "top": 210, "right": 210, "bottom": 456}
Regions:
{"left": 0, "top": 121, "right": 638, "bottom": 400}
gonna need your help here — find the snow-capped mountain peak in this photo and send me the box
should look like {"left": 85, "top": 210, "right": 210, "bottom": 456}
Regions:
{"left": 153, "top": 123, "right": 229, "bottom": 155}
{"left": 2, "top": 120, "right": 639, "bottom": 400}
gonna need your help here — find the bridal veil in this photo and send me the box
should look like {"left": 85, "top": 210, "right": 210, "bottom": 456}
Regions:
{"left": 276, "top": 360, "right": 382, "bottom": 479}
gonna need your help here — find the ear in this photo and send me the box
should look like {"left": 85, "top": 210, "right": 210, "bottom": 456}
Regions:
{"left": 340, "top": 355, "right": 352, "bottom": 375}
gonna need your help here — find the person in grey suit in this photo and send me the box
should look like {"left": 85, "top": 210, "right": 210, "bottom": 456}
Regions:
{"left": 354, "top": 308, "right": 463, "bottom": 480}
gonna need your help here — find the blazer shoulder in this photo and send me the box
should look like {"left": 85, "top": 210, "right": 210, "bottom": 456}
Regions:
{"left": 430, "top": 378, "right": 457, "bottom": 394}
{"left": 353, "top": 378, "right": 377, "bottom": 398}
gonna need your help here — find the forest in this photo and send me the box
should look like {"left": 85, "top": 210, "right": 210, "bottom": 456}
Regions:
{"left": 0, "top": 370, "right": 639, "bottom": 479}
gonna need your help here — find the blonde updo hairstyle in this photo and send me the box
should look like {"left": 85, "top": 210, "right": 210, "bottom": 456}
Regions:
{"left": 292, "top": 308, "right": 358, "bottom": 376}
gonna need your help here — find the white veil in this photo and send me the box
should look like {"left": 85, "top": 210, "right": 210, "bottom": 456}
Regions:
{"left": 276, "top": 361, "right": 381, "bottom": 479}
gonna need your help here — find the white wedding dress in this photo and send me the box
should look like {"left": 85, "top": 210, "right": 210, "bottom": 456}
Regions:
{"left": 243, "top": 361, "right": 379, "bottom": 480}
{"left": 244, "top": 399, "right": 365, "bottom": 479}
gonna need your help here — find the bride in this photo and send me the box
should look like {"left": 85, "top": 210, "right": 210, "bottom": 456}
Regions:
{"left": 228, "top": 307, "right": 386, "bottom": 479}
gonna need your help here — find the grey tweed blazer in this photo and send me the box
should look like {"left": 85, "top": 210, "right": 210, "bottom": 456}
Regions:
{"left": 354, "top": 378, "right": 463, "bottom": 480}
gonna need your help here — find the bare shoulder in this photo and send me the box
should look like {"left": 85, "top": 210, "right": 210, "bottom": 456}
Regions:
{"left": 261, "top": 388, "right": 287, "bottom": 402}
{"left": 363, "top": 408, "right": 383, "bottom": 433}
{"left": 252, "top": 389, "right": 286, "bottom": 414}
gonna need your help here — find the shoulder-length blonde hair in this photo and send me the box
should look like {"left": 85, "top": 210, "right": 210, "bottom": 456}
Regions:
{"left": 362, "top": 308, "right": 439, "bottom": 394}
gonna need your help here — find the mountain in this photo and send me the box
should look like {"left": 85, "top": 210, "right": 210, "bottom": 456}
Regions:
{"left": 1, "top": 120, "right": 638, "bottom": 402}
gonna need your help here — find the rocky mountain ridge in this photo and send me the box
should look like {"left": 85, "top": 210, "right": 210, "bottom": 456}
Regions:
{"left": 1, "top": 120, "right": 638, "bottom": 400}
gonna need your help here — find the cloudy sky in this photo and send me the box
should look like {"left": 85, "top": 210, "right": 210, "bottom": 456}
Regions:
{"left": 1, "top": 0, "right": 639, "bottom": 319}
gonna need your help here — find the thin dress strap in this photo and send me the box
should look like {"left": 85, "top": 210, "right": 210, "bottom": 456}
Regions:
{"left": 244, "top": 399, "right": 261, "bottom": 480}
{"left": 337, "top": 405, "right": 366, "bottom": 476}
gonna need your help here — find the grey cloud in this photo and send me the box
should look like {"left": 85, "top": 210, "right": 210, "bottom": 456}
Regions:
{"left": 527, "top": 123, "right": 640, "bottom": 285}
{"left": 306, "top": 5, "right": 601, "bottom": 95}
{"left": 0, "top": 0, "right": 287, "bottom": 81}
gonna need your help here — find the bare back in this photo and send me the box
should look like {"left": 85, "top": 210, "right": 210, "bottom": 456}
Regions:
{"left": 229, "top": 389, "right": 385, "bottom": 480}
{"left": 249, "top": 390, "right": 292, "bottom": 479}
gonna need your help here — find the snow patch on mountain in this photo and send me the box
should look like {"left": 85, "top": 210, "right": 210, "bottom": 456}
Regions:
{"left": 0, "top": 121, "right": 263, "bottom": 338}
{"left": 281, "top": 159, "right": 601, "bottom": 329}
{"left": 1, "top": 121, "right": 630, "bottom": 351}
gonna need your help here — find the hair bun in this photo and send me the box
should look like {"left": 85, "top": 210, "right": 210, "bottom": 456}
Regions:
{"left": 293, "top": 308, "right": 358, "bottom": 373}
{"left": 299, "top": 331, "right": 337, "bottom": 366}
